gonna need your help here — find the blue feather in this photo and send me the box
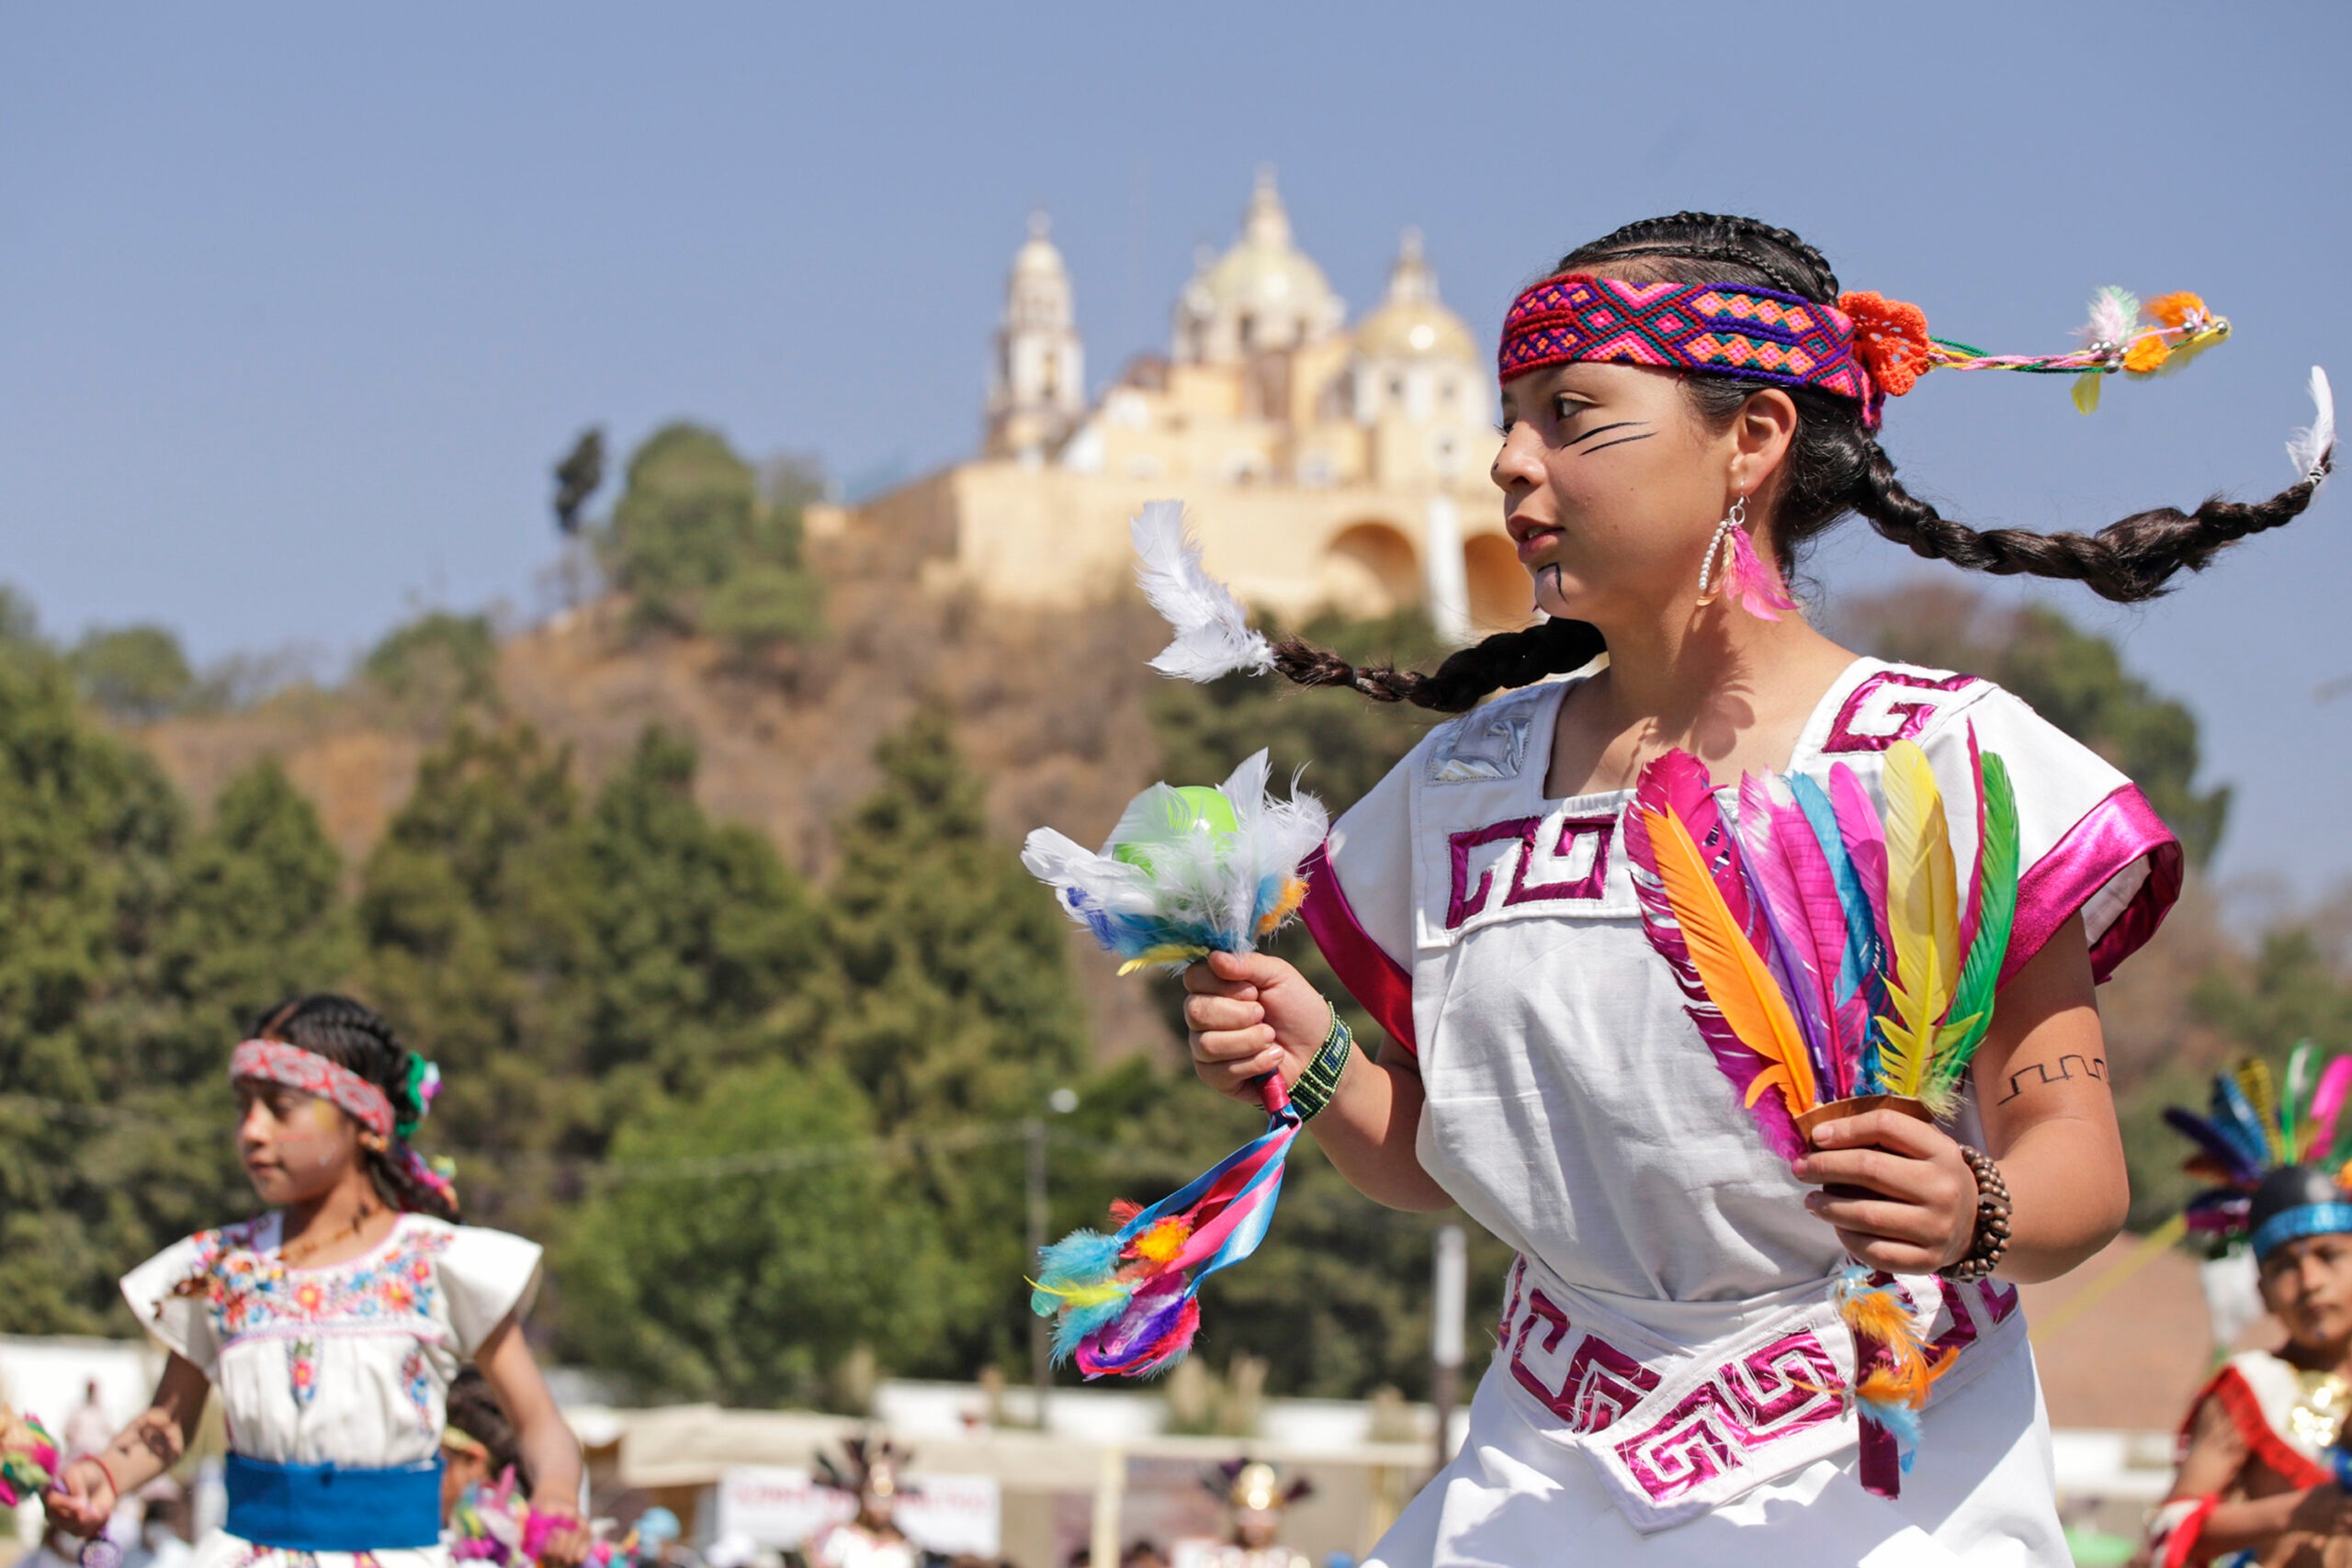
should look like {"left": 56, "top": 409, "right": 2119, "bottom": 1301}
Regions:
{"left": 2165, "top": 1107, "right": 2264, "bottom": 1187}
{"left": 2211, "top": 1075, "right": 2275, "bottom": 1173}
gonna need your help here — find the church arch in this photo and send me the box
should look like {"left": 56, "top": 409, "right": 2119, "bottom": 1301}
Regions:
{"left": 1464, "top": 532, "right": 1535, "bottom": 635}
{"left": 1321, "top": 521, "right": 1421, "bottom": 617}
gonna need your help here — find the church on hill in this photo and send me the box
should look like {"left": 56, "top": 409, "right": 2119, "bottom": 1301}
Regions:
{"left": 808, "top": 170, "right": 1532, "bottom": 642}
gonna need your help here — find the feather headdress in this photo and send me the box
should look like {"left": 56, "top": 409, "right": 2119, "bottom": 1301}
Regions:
{"left": 2168, "top": 1048, "right": 2352, "bottom": 1247}
{"left": 1023, "top": 750, "right": 1326, "bottom": 1377}
{"left": 1622, "top": 730, "right": 2019, "bottom": 1497}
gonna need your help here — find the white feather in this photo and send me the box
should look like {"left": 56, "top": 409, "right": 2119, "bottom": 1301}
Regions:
{"left": 1130, "top": 501, "right": 1273, "bottom": 682}
{"left": 2079, "top": 287, "right": 2140, "bottom": 353}
{"left": 2288, "top": 366, "right": 2335, "bottom": 485}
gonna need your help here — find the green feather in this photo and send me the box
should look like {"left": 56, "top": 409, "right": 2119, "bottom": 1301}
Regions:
{"left": 1926, "top": 752, "right": 2018, "bottom": 1111}
{"left": 2285, "top": 1041, "right": 2313, "bottom": 1162}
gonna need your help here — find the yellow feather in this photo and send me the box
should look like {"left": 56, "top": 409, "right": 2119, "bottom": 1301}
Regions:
{"left": 1878, "top": 743, "right": 1957, "bottom": 1097}
{"left": 2234, "top": 1057, "right": 2283, "bottom": 1163}
{"left": 1641, "top": 808, "right": 1817, "bottom": 1115}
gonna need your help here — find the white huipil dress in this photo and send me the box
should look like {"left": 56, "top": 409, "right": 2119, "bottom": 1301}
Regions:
{"left": 1297, "top": 658, "right": 2181, "bottom": 1568}
{"left": 122, "top": 1212, "right": 544, "bottom": 1568}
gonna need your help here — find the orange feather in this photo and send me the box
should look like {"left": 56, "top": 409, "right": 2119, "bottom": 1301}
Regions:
{"left": 1641, "top": 807, "right": 1818, "bottom": 1116}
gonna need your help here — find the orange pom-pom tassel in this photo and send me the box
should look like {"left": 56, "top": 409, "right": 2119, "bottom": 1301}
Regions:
{"left": 1838, "top": 291, "right": 1934, "bottom": 398}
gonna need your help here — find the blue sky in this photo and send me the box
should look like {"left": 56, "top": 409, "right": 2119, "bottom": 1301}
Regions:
{"left": 3, "top": 2, "right": 2346, "bottom": 898}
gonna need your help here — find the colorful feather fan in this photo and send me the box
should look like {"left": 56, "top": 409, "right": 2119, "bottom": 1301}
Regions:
{"left": 0, "top": 1404, "right": 58, "bottom": 1508}
{"left": 1623, "top": 729, "right": 2020, "bottom": 1496}
{"left": 1021, "top": 752, "right": 1328, "bottom": 1377}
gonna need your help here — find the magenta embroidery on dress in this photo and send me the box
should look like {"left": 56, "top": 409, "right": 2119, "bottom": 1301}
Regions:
{"left": 1448, "top": 818, "right": 1541, "bottom": 928}
{"left": 1508, "top": 1288, "right": 1661, "bottom": 1435}
{"left": 1448, "top": 815, "right": 1617, "bottom": 928}
{"left": 1823, "top": 671, "right": 1981, "bottom": 753}
{"left": 1611, "top": 1331, "right": 1845, "bottom": 1502}
{"left": 1503, "top": 815, "right": 1616, "bottom": 907}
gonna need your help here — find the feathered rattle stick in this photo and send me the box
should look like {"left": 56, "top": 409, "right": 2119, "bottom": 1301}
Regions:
{"left": 1020, "top": 503, "right": 1328, "bottom": 1378}
{"left": 1622, "top": 733, "right": 2018, "bottom": 1496}
{"left": 0, "top": 1402, "right": 60, "bottom": 1507}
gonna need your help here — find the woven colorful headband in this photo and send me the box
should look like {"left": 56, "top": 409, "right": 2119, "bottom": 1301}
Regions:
{"left": 232, "top": 1038, "right": 396, "bottom": 1138}
{"left": 1498, "top": 274, "right": 2231, "bottom": 425}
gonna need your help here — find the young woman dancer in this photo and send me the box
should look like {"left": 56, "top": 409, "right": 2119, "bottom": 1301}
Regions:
{"left": 47, "top": 996, "right": 589, "bottom": 1568}
{"left": 1181, "top": 213, "right": 2332, "bottom": 1564}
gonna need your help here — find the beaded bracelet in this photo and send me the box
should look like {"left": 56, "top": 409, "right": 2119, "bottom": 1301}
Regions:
{"left": 1286, "top": 1007, "right": 1356, "bottom": 1122}
{"left": 1941, "top": 1145, "right": 2012, "bottom": 1281}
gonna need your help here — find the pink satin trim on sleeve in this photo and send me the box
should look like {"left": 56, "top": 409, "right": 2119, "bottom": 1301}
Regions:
{"left": 2002, "top": 784, "right": 2183, "bottom": 987}
{"left": 1299, "top": 841, "right": 1417, "bottom": 1057}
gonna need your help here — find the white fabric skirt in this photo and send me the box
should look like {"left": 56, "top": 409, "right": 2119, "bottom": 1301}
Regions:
{"left": 1368, "top": 1329, "right": 2066, "bottom": 1567}
{"left": 188, "top": 1530, "right": 450, "bottom": 1568}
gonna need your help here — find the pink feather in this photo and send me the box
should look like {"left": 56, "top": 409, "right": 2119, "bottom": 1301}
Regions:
{"left": 1628, "top": 758, "right": 1804, "bottom": 1161}
{"left": 1642, "top": 750, "right": 1763, "bottom": 946}
{"left": 1741, "top": 774, "right": 1868, "bottom": 1100}
{"left": 1723, "top": 526, "right": 1799, "bottom": 620}
{"left": 1829, "top": 763, "right": 1894, "bottom": 980}
{"left": 2305, "top": 1055, "right": 2352, "bottom": 1161}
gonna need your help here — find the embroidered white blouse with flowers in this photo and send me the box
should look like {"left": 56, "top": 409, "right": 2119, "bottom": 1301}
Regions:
{"left": 123, "top": 1212, "right": 539, "bottom": 1515}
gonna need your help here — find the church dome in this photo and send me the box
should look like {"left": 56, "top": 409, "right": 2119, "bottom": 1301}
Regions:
{"left": 1175, "top": 168, "right": 1343, "bottom": 361}
{"left": 1352, "top": 229, "right": 1477, "bottom": 364}
{"left": 1011, "top": 210, "right": 1069, "bottom": 281}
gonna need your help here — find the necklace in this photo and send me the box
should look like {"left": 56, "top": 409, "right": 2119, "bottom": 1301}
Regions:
{"left": 278, "top": 1200, "right": 379, "bottom": 1269}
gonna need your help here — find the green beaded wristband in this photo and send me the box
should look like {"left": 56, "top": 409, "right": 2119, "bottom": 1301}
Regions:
{"left": 1287, "top": 1005, "right": 1355, "bottom": 1121}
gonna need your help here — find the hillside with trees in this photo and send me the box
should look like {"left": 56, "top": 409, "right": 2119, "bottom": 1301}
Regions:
{"left": 3, "top": 420, "right": 2343, "bottom": 1413}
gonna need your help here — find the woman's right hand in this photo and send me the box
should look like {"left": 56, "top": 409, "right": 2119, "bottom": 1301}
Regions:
{"left": 1182, "top": 952, "right": 1331, "bottom": 1104}
{"left": 45, "top": 1458, "right": 119, "bottom": 1537}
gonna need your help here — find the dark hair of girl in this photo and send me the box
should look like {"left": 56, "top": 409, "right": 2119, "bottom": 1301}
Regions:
{"left": 445, "top": 1367, "right": 528, "bottom": 1485}
{"left": 1269, "top": 211, "right": 2328, "bottom": 713}
{"left": 254, "top": 992, "right": 460, "bottom": 1222}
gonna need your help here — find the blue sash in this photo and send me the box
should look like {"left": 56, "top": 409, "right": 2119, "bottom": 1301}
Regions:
{"left": 224, "top": 1453, "right": 445, "bottom": 1552}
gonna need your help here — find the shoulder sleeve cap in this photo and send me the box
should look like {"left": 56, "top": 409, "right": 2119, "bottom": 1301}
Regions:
{"left": 120, "top": 1235, "right": 220, "bottom": 1373}
{"left": 1301, "top": 740, "right": 1419, "bottom": 1057}
{"left": 1917, "top": 685, "right": 2182, "bottom": 987}
{"left": 436, "top": 1225, "right": 545, "bottom": 1357}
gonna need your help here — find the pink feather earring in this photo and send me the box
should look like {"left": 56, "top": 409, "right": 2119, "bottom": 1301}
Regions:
{"left": 1695, "top": 495, "right": 1798, "bottom": 620}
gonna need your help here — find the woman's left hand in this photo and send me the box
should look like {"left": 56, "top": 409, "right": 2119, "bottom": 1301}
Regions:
{"left": 1793, "top": 1108, "right": 1978, "bottom": 1273}
{"left": 526, "top": 1503, "right": 592, "bottom": 1568}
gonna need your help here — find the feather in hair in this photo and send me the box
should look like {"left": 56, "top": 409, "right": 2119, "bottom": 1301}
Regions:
{"left": 2289, "top": 367, "right": 2335, "bottom": 486}
{"left": 1925, "top": 750, "right": 2018, "bottom": 1112}
{"left": 1874, "top": 742, "right": 1957, "bottom": 1099}
{"left": 2310, "top": 1053, "right": 2352, "bottom": 1162}
{"left": 1637, "top": 806, "right": 1818, "bottom": 1120}
{"left": 1130, "top": 502, "right": 1274, "bottom": 682}
{"left": 1625, "top": 771, "right": 1805, "bottom": 1161}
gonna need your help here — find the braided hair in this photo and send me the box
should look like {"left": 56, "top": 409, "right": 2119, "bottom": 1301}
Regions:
{"left": 1272, "top": 211, "right": 2329, "bottom": 713}
{"left": 254, "top": 993, "right": 460, "bottom": 1221}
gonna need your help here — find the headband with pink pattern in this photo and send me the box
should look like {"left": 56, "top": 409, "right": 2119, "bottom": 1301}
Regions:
{"left": 1498, "top": 273, "right": 2234, "bottom": 425}
{"left": 231, "top": 1038, "right": 395, "bottom": 1137}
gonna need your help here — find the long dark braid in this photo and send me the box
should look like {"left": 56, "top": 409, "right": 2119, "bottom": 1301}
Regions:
{"left": 1274, "top": 210, "right": 2329, "bottom": 712}
{"left": 255, "top": 993, "right": 460, "bottom": 1221}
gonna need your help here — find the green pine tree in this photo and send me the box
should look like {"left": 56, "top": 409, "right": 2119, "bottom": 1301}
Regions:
{"left": 0, "top": 649, "right": 191, "bottom": 1331}
{"left": 823, "top": 701, "right": 1090, "bottom": 1373}
{"left": 552, "top": 1059, "right": 951, "bottom": 1407}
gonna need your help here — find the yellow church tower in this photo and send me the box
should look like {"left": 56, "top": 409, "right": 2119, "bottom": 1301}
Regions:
{"left": 810, "top": 171, "right": 1532, "bottom": 640}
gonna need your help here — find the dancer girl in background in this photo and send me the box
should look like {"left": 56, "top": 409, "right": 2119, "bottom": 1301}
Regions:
{"left": 2142, "top": 1056, "right": 2352, "bottom": 1567}
{"left": 442, "top": 1369, "right": 528, "bottom": 1526}
{"left": 1180, "top": 214, "right": 2333, "bottom": 1564}
{"left": 45, "top": 995, "right": 589, "bottom": 1568}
